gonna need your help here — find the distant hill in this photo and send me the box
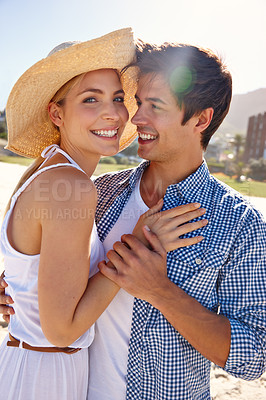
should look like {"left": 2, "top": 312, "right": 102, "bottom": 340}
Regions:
{"left": 219, "top": 88, "right": 266, "bottom": 135}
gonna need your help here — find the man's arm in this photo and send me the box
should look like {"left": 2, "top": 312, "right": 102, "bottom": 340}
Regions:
{"left": 99, "top": 228, "right": 231, "bottom": 368}
{"left": 219, "top": 216, "right": 266, "bottom": 380}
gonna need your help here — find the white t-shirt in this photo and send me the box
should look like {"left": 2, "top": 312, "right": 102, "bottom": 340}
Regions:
{"left": 87, "top": 178, "right": 148, "bottom": 400}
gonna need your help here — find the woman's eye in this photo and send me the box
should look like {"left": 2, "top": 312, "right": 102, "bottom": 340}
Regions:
{"left": 114, "top": 97, "right": 125, "bottom": 103}
{"left": 151, "top": 103, "right": 160, "bottom": 110}
{"left": 84, "top": 97, "right": 97, "bottom": 103}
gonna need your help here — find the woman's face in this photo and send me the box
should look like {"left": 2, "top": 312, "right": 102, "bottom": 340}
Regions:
{"left": 51, "top": 69, "right": 129, "bottom": 157}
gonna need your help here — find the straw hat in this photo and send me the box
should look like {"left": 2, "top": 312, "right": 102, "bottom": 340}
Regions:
{"left": 5, "top": 28, "right": 138, "bottom": 158}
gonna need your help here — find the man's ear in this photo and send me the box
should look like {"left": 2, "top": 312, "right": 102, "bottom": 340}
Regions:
{"left": 48, "top": 102, "right": 63, "bottom": 127}
{"left": 195, "top": 108, "right": 213, "bottom": 132}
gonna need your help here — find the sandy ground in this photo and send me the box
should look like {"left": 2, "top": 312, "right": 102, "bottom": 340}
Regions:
{"left": 0, "top": 161, "right": 265, "bottom": 399}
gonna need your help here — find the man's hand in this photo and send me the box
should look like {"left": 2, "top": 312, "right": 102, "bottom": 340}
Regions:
{"left": 98, "top": 227, "right": 168, "bottom": 302}
{"left": 0, "top": 273, "right": 14, "bottom": 324}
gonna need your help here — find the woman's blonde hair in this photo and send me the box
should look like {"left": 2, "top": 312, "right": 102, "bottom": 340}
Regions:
{"left": 3, "top": 74, "right": 85, "bottom": 218}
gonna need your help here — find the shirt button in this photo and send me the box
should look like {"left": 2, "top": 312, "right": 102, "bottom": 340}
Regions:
{"left": 195, "top": 258, "right": 202, "bottom": 265}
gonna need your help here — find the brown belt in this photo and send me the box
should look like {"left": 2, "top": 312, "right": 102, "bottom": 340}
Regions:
{"left": 7, "top": 334, "right": 81, "bottom": 354}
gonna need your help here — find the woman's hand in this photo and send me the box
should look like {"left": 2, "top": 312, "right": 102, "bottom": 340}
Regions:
{"left": 0, "top": 273, "right": 14, "bottom": 324}
{"left": 133, "top": 200, "right": 207, "bottom": 252}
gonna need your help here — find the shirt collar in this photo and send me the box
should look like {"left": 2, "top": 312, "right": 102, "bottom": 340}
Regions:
{"left": 117, "top": 160, "right": 150, "bottom": 190}
{"left": 165, "top": 159, "right": 210, "bottom": 203}
{"left": 117, "top": 159, "right": 210, "bottom": 203}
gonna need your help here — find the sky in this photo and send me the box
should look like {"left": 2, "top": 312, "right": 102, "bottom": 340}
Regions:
{"left": 0, "top": 0, "right": 266, "bottom": 110}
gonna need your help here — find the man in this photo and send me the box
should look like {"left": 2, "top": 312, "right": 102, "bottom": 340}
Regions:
{"left": 1, "top": 43, "right": 265, "bottom": 399}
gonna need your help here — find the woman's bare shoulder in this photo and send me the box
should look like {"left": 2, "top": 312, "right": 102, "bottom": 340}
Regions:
{"left": 17, "top": 166, "right": 97, "bottom": 224}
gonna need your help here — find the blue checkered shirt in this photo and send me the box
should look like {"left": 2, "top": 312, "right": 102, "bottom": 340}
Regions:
{"left": 94, "top": 160, "right": 266, "bottom": 400}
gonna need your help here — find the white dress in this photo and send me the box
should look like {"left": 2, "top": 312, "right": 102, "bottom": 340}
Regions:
{"left": 0, "top": 145, "right": 104, "bottom": 400}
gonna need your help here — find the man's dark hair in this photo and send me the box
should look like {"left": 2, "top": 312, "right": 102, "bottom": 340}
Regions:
{"left": 125, "top": 42, "right": 232, "bottom": 149}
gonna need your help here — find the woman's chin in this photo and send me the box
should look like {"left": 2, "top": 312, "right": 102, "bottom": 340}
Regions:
{"left": 101, "top": 147, "right": 119, "bottom": 157}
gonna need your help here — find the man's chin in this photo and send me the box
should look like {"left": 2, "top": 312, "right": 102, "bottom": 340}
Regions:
{"left": 137, "top": 149, "right": 156, "bottom": 162}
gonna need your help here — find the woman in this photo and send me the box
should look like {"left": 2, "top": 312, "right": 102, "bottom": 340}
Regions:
{"left": 0, "top": 28, "right": 206, "bottom": 399}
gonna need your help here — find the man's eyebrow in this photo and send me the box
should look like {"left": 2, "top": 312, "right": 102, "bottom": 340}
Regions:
{"left": 78, "top": 88, "right": 125, "bottom": 95}
{"left": 135, "top": 94, "right": 167, "bottom": 105}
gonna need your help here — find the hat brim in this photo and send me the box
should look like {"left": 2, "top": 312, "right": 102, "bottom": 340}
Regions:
{"left": 6, "top": 28, "right": 137, "bottom": 158}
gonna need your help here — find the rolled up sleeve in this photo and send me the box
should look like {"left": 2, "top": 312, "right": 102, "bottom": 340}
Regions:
{"left": 220, "top": 214, "right": 266, "bottom": 379}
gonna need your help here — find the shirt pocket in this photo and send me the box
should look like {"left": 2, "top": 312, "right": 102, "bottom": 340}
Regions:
{"left": 167, "top": 245, "right": 225, "bottom": 309}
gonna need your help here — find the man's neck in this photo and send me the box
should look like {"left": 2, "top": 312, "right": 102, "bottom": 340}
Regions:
{"left": 140, "top": 158, "right": 203, "bottom": 208}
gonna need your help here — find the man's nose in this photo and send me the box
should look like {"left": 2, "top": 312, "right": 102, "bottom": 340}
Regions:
{"left": 131, "top": 107, "right": 148, "bottom": 126}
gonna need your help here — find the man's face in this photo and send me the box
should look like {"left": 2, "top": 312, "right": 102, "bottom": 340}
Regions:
{"left": 131, "top": 73, "right": 200, "bottom": 164}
